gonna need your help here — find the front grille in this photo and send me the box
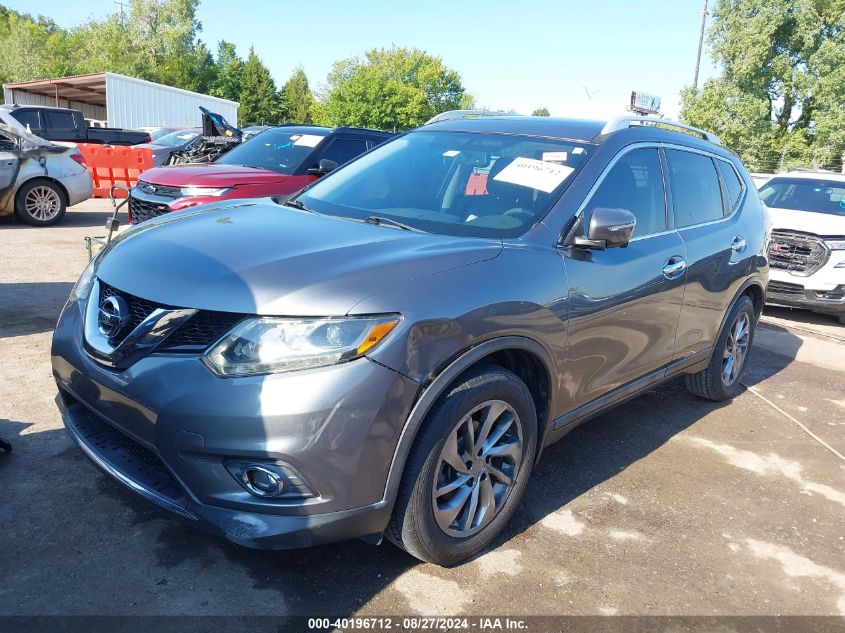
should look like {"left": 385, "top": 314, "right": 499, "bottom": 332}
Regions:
{"left": 98, "top": 280, "right": 244, "bottom": 352}
{"left": 128, "top": 195, "right": 171, "bottom": 224}
{"left": 159, "top": 311, "right": 244, "bottom": 351}
{"left": 100, "top": 280, "right": 162, "bottom": 333}
{"left": 135, "top": 181, "right": 182, "bottom": 198}
{"left": 768, "top": 230, "right": 829, "bottom": 276}
{"left": 767, "top": 280, "right": 804, "bottom": 296}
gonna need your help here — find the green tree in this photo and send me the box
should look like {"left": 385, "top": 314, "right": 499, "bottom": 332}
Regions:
{"left": 0, "top": 8, "right": 75, "bottom": 85}
{"left": 279, "top": 66, "right": 315, "bottom": 123}
{"left": 531, "top": 107, "right": 550, "bottom": 117}
{"left": 238, "top": 47, "right": 279, "bottom": 125}
{"left": 680, "top": 0, "right": 845, "bottom": 171}
{"left": 210, "top": 41, "right": 244, "bottom": 102}
{"left": 317, "top": 46, "right": 468, "bottom": 130}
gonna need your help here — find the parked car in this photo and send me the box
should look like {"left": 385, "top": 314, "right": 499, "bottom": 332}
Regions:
{"left": 52, "top": 115, "right": 767, "bottom": 565}
{"left": 133, "top": 128, "right": 202, "bottom": 167}
{"left": 759, "top": 170, "right": 845, "bottom": 324}
{"left": 0, "top": 104, "right": 150, "bottom": 146}
{"left": 0, "top": 124, "right": 93, "bottom": 226}
{"left": 127, "top": 124, "right": 391, "bottom": 223}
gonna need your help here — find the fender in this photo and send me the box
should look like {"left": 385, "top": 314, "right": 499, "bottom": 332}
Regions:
{"left": 718, "top": 275, "right": 767, "bottom": 335}
{"left": 381, "top": 335, "right": 556, "bottom": 503}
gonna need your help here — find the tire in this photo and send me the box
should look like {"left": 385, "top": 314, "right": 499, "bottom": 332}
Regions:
{"left": 685, "top": 294, "right": 756, "bottom": 401}
{"left": 14, "top": 179, "right": 67, "bottom": 226}
{"left": 837, "top": 315, "right": 845, "bottom": 326}
{"left": 388, "top": 365, "right": 537, "bottom": 566}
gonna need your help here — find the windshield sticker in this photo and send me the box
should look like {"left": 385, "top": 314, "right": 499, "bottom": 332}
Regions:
{"left": 541, "top": 151, "right": 568, "bottom": 163}
{"left": 292, "top": 134, "right": 324, "bottom": 147}
{"left": 493, "top": 157, "right": 575, "bottom": 193}
{"left": 443, "top": 150, "right": 460, "bottom": 157}
{"left": 573, "top": 147, "right": 586, "bottom": 155}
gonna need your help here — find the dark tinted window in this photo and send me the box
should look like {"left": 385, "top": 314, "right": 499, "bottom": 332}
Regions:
{"left": 319, "top": 138, "right": 368, "bottom": 167}
{"left": 716, "top": 159, "right": 743, "bottom": 210}
{"left": 759, "top": 178, "right": 845, "bottom": 216}
{"left": 216, "top": 127, "right": 329, "bottom": 174}
{"left": 43, "top": 110, "right": 77, "bottom": 132}
{"left": 12, "top": 109, "right": 40, "bottom": 132}
{"left": 666, "top": 149, "right": 724, "bottom": 227}
{"left": 588, "top": 148, "right": 666, "bottom": 237}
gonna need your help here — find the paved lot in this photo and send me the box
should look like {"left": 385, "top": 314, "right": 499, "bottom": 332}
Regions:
{"left": 1, "top": 200, "right": 844, "bottom": 617}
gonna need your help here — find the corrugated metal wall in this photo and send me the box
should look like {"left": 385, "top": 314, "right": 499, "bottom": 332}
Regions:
{"left": 105, "top": 73, "right": 238, "bottom": 128}
{"left": 2, "top": 88, "right": 106, "bottom": 121}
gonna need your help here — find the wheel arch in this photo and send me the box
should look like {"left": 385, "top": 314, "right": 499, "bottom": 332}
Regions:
{"left": 15, "top": 175, "right": 70, "bottom": 210}
{"left": 383, "top": 336, "right": 556, "bottom": 503}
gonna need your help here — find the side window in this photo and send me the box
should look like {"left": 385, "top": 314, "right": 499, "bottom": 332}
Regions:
{"left": 715, "top": 159, "right": 744, "bottom": 212}
{"left": 43, "top": 110, "right": 78, "bottom": 133}
{"left": 318, "top": 137, "right": 369, "bottom": 167}
{"left": 587, "top": 148, "right": 667, "bottom": 238}
{"left": 665, "top": 149, "right": 725, "bottom": 228}
{"left": 11, "top": 109, "right": 41, "bottom": 133}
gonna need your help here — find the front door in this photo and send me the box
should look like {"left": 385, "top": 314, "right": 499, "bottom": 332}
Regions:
{"left": 0, "top": 132, "right": 19, "bottom": 192}
{"left": 561, "top": 147, "right": 686, "bottom": 412}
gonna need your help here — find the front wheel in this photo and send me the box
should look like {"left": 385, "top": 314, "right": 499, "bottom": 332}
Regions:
{"left": 15, "top": 179, "right": 67, "bottom": 226}
{"left": 388, "top": 365, "right": 537, "bottom": 566}
{"left": 685, "top": 294, "right": 756, "bottom": 401}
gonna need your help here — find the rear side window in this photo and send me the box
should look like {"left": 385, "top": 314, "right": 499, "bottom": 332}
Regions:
{"left": 319, "top": 137, "right": 369, "bottom": 167}
{"left": 587, "top": 148, "right": 667, "bottom": 238}
{"left": 12, "top": 109, "right": 40, "bottom": 132}
{"left": 716, "top": 159, "right": 743, "bottom": 211}
{"left": 43, "top": 110, "right": 77, "bottom": 132}
{"left": 665, "top": 149, "right": 724, "bottom": 228}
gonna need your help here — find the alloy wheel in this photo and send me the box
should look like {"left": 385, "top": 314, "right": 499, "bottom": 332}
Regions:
{"left": 431, "top": 399, "right": 522, "bottom": 538}
{"left": 24, "top": 186, "right": 62, "bottom": 222}
{"left": 722, "top": 312, "right": 750, "bottom": 386}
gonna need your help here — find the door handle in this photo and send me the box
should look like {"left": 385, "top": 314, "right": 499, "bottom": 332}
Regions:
{"left": 662, "top": 256, "right": 687, "bottom": 280}
{"left": 731, "top": 236, "right": 747, "bottom": 253}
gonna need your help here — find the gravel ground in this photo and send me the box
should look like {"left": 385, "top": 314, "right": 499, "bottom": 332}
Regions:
{"left": 1, "top": 200, "right": 844, "bottom": 622}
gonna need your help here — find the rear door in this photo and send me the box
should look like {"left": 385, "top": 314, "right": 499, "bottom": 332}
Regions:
{"left": 665, "top": 148, "right": 750, "bottom": 358}
{"left": 41, "top": 109, "right": 83, "bottom": 142}
{"left": 562, "top": 146, "right": 687, "bottom": 410}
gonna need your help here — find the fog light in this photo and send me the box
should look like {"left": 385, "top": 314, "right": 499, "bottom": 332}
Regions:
{"left": 241, "top": 466, "right": 285, "bottom": 497}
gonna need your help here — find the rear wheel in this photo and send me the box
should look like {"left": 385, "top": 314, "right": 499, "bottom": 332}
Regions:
{"left": 15, "top": 180, "right": 67, "bottom": 226}
{"left": 685, "top": 295, "right": 756, "bottom": 401}
{"left": 837, "top": 314, "right": 845, "bottom": 326}
{"left": 388, "top": 365, "right": 537, "bottom": 566}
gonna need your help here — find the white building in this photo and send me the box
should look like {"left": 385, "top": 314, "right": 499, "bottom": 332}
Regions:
{"left": 3, "top": 72, "right": 238, "bottom": 128}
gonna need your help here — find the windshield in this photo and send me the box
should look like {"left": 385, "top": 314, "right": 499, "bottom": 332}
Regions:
{"left": 759, "top": 177, "right": 845, "bottom": 216}
{"left": 297, "top": 131, "right": 594, "bottom": 238}
{"left": 217, "top": 127, "right": 329, "bottom": 174}
{"left": 153, "top": 129, "right": 201, "bottom": 147}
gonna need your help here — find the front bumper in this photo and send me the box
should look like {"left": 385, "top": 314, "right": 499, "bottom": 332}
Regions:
{"left": 52, "top": 297, "right": 419, "bottom": 549}
{"left": 767, "top": 269, "right": 845, "bottom": 316}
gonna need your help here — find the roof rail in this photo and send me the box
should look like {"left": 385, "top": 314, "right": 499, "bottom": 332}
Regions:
{"left": 424, "top": 109, "right": 521, "bottom": 125}
{"left": 598, "top": 115, "right": 721, "bottom": 145}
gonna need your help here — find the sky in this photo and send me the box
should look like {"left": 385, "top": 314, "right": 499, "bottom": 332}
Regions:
{"left": 15, "top": 0, "right": 719, "bottom": 120}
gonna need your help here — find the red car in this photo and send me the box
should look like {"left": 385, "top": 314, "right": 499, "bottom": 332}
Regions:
{"left": 128, "top": 125, "right": 392, "bottom": 223}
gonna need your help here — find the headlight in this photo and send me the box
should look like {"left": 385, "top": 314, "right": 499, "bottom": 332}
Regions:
{"left": 203, "top": 314, "right": 401, "bottom": 377}
{"left": 68, "top": 256, "right": 98, "bottom": 302}
{"left": 824, "top": 239, "right": 845, "bottom": 250}
{"left": 179, "top": 186, "right": 232, "bottom": 197}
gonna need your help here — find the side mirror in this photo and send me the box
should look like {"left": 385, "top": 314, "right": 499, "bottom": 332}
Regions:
{"left": 307, "top": 158, "right": 338, "bottom": 176}
{"left": 573, "top": 207, "right": 636, "bottom": 250}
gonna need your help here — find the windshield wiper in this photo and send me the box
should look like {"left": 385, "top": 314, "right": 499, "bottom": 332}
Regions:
{"left": 283, "top": 198, "right": 315, "bottom": 213}
{"left": 363, "top": 215, "right": 426, "bottom": 233}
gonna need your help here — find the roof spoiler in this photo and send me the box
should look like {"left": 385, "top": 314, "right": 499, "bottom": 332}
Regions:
{"left": 597, "top": 115, "right": 720, "bottom": 145}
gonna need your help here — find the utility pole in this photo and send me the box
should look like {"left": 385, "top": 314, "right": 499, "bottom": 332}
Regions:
{"left": 693, "top": 0, "right": 709, "bottom": 90}
{"left": 114, "top": 0, "right": 128, "bottom": 27}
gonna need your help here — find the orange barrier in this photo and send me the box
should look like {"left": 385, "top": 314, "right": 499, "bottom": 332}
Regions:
{"left": 76, "top": 143, "right": 153, "bottom": 198}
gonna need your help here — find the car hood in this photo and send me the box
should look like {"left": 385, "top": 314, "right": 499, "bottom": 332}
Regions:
{"left": 766, "top": 205, "right": 845, "bottom": 236}
{"left": 140, "top": 164, "right": 288, "bottom": 187}
{"left": 96, "top": 200, "right": 502, "bottom": 315}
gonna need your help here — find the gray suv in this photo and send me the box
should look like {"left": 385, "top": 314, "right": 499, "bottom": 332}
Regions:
{"left": 52, "top": 115, "right": 768, "bottom": 566}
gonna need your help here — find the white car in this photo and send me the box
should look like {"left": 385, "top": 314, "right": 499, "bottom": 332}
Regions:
{"left": 759, "top": 170, "right": 845, "bottom": 324}
{"left": 0, "top": 124, "right": 93, "bottom": 226}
